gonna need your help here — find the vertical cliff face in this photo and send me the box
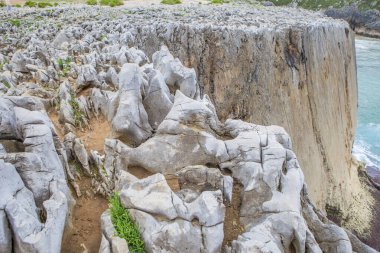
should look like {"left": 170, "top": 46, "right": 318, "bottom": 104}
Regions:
{"left": 129, "top": 7, "right": 359, "bottom": 212}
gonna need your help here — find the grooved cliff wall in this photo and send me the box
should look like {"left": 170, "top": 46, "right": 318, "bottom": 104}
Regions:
{"left": 129, "top": 10, "right": 359, "bottom": 211}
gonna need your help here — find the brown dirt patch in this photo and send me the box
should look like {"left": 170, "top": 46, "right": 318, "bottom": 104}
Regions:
{"left": 222, "top": 181, "right": 245, "bottom": 248}
{"left": 77, "top": 87, "right": 92, "bottom": 98}
{"left": 48, "top": 110, "right": 65, "bottom": 140}
{"left": 127, "top": 165, "right": 154, "bottom": 179}
{"left": 61, "top": 177, "right": 108, "bottom": 253}
{"left": 77, "top": 117, "right": 111, "bottom": 154}
{"left": 165, "top": 174, "right": 180, "bottom": 192}
{"left": 127, "top": 166, "right": 180, "bottom": 191}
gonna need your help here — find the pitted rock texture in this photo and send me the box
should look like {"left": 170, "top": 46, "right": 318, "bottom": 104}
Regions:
{"left": 0, "top": 97, "right": 72, "bottom": 253}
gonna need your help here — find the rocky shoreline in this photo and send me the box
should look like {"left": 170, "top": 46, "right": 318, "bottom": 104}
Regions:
{"left": 325, "top": 5, "right": 380, "bottom": 38}
{"left": 0, "top": 3, "right": 378, "bottom": 253}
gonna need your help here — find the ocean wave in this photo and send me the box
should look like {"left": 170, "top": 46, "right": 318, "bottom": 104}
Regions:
{"left": 352, "top": 140, "right": 380, "bottom": 169}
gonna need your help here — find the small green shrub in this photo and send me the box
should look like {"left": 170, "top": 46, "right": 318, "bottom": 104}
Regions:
{"left": 0, "top": 0, "right": 5, "bottom": 7}
{"left": 109, "top": 193, "right": 145, "bottom": 253}
{"left": 24, "top": 1, "right": 37, "bottom": 7}
{"left": 98, "top": 0, "right": 123, "bottom": 6}
{"left": 2, "top": 81, "right": 10, "bottom": 89}
{"left": 14, "top": 4, "right": 22, "bottom": 7}
{"left": 87, "top": 0, "right": 97, "bottom": 5}
{"left": 57, "top": 57, "right": 71, "bottom": 77}
{"left": 68, "top": 94, "right": 84, "bottom": 127}
{"left": 37, "top": 2, "right": 53, "bottom": 8}
{"left": 211, "top": 0, "right": 224, "bottom": 4}
{"left": 161, "top": 0, "right": 181, "bottom": 4}
{"left": 8, "top": 19, "right": 21, "bottom": 27}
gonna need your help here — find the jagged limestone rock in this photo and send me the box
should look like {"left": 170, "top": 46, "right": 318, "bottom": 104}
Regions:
{"left": 117, "top": 173, "right": 224, "bottom": 253}
{"left": 111, "top": 63, "right": 152, "bottom": 145}
{"left": 99, "top": 209, "right": 130, "bottom": 253}
{"left": 152, "top": 46, "right": 198, "bottom": 99}
{"left": 0, "top": 5, "right": 376, "bottom": 253}
{"left": 0, "top": 97, "right": 72, "bottom": 253}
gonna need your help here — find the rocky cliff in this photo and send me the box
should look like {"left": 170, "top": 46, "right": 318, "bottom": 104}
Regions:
{"left": 120, "top": 6, "right": 362, "bottom": 217}
{"left": 0, "top": 3, "right": 375, "bottom": 252}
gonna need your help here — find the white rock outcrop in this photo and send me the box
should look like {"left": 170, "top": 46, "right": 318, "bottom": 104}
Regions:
{"left": 0, "top": 97, "right": 72, "bottom": 253}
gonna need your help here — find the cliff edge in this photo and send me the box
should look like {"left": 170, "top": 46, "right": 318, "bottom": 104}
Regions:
{"left": 121, "top": 5, "right": 366, "bottom": 228}
{"left": 0, "top": 3, "right": 375, "bottom": 251}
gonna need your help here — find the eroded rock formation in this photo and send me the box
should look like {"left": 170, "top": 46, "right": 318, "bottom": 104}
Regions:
{"left": 0, "top": 3, "right": 376, "bottom": 253}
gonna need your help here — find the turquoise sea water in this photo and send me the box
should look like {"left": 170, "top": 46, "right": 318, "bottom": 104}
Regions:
{"left": 352, "top": 38, "right": 380, "bottom": 169}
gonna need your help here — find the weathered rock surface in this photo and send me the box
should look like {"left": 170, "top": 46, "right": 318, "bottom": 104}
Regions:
{"left": 0, "top": 3, "right": 376, "bottom": 253}
{"left": 107, "top": 85, "right": 367, "bottom": 253}
{"left": 325, "top": 5, "right": 380, "bottom": 38}
{"left": 0, "top": 96, "right": 72, "bottom": 253}
{"left": 126, "top": 7, "right": 361, "bottom": 218}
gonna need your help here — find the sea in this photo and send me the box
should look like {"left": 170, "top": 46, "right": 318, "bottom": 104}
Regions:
{"left": 352, "top": 37, "right": 380, "bottom": 171}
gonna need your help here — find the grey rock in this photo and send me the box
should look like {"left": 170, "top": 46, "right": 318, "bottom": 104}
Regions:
{"left": 143, "top": 68, "right": 173, "bottom": 129}
{"left": 111, "top": 63, "right": 152, "bottom": 145}
{"left": 0, "top": 210, "right": 12, "bottom": 253}
{"left": 35, "top": 69, "right": 50, "bottom": 84}
{"left": 120, "top": 173, "right": 225, "bottom": 226}
{"left": 152, "top": 46, "right": 198, "bottom": 99}
{"left": 73, "top": 138, "right": 91, "bottom": 176}
{"left": 11, "top": 52, "right": 29, "bottom": 73}
{"left": 121, "top": 91, "right": 227, "bottom": 174}
{"left": 99, "top": 209, "right": 129, "bottom": 253}
{"left": 77, "top": 64, "right": 100, "bottom": 91}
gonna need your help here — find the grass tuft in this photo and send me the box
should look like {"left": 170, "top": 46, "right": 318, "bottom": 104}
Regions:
{"left": 109, "top": 193, "right": 146, "bottom": 253}
{"left": 37, "top": 2, "right": 53, "bottom": 8}
{"left": 93, "top": 0, "right": 124, "bottom": 6}
{"left": 2, "top": 81, "right": 10, "bottom": 89}
{"left": 8, "top": 19, "right": 21, "bottom": 27}
{"left": 211, "top": 0, "right": 224, "bottom": 4}
{"left": 87, "top": 0, "right": 97, "bottom": 5}
{"left": 57, "top": 57, "right": 71, "bottom": 77}
{"left": 68, "top": 94, "right": 84, "bottom": 127}
{"left": 24, "top": 0, "right": 37, "bottom": 7}
{"left": 161, "top": 0, "right": 182, "bottom": 4}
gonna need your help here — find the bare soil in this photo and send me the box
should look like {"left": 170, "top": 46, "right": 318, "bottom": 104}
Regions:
{"left": 127, "top": 165, "right": 180, "bottom": 191}
{"left": 48, "top": 110, "right": 65, "bottom": 140}
{"left": 61, "top": 177, "right": 108, "bottom": 253}
{"left": 77, "top": 117, "right": 111, "bottom": 154}
{"left": 222, "top": 181, "right": 245, "bottom": 248}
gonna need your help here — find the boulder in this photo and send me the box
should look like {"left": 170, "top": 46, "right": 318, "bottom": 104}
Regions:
{"left": 111, "top": 63, "right": 152, "bottom": 145}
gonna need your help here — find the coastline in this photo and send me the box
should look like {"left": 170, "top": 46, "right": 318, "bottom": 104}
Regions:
{"left": 355, "top": 28, "right": 380, "bottom": 39}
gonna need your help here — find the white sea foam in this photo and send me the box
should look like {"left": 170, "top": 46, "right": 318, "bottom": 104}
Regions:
{"left": 352, "top": 140, "right": 380, "bottom": 169}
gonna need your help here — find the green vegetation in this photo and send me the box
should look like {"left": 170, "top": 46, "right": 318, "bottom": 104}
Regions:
{"left": 211, "top": 0, "right": 224, "bottom": 4}
{"left": 2, "top": 81, "right": 10, "bottom": 89}
{"left": 37, "top": 2, "right": 53, "bottom": 7}
{"left": 73, "top": 161, "right": 83, "bottom": 175}
{"left": 161, "top": 0, "right": 182, "bottom": 4}
{"left": 13, "top": 4, "right": 22, "bottom": 7}
{"left": 57, "top": 57, "right": 71, "bottom": 77}
{"left": 100, "top": 34, "right": 107, "bottom": 41}
{"left": 87, "top": 0, "right": 97, "bottom": 5}
{"left": 109, "top": 193, "right": 145, "bottom": 253}
{"left": 24, "top": 1, "right": 56, "bottom": 8}
{"left": 91, "top": 0, "right": 124, "bottom": 6}
{"left": 257, "top": 0, "right": 379, "bottom": 10}
{"left": 0, "top": 0, "right": 5, "bottom": 7}
{"left": 24, "top": 1, "right": 37, "bottom": 7}
{"left": 8, "top": 19, "right": 21, "bottom": 27}
{"left": 68, "top": 94, "right": 85, "bottom": 127}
